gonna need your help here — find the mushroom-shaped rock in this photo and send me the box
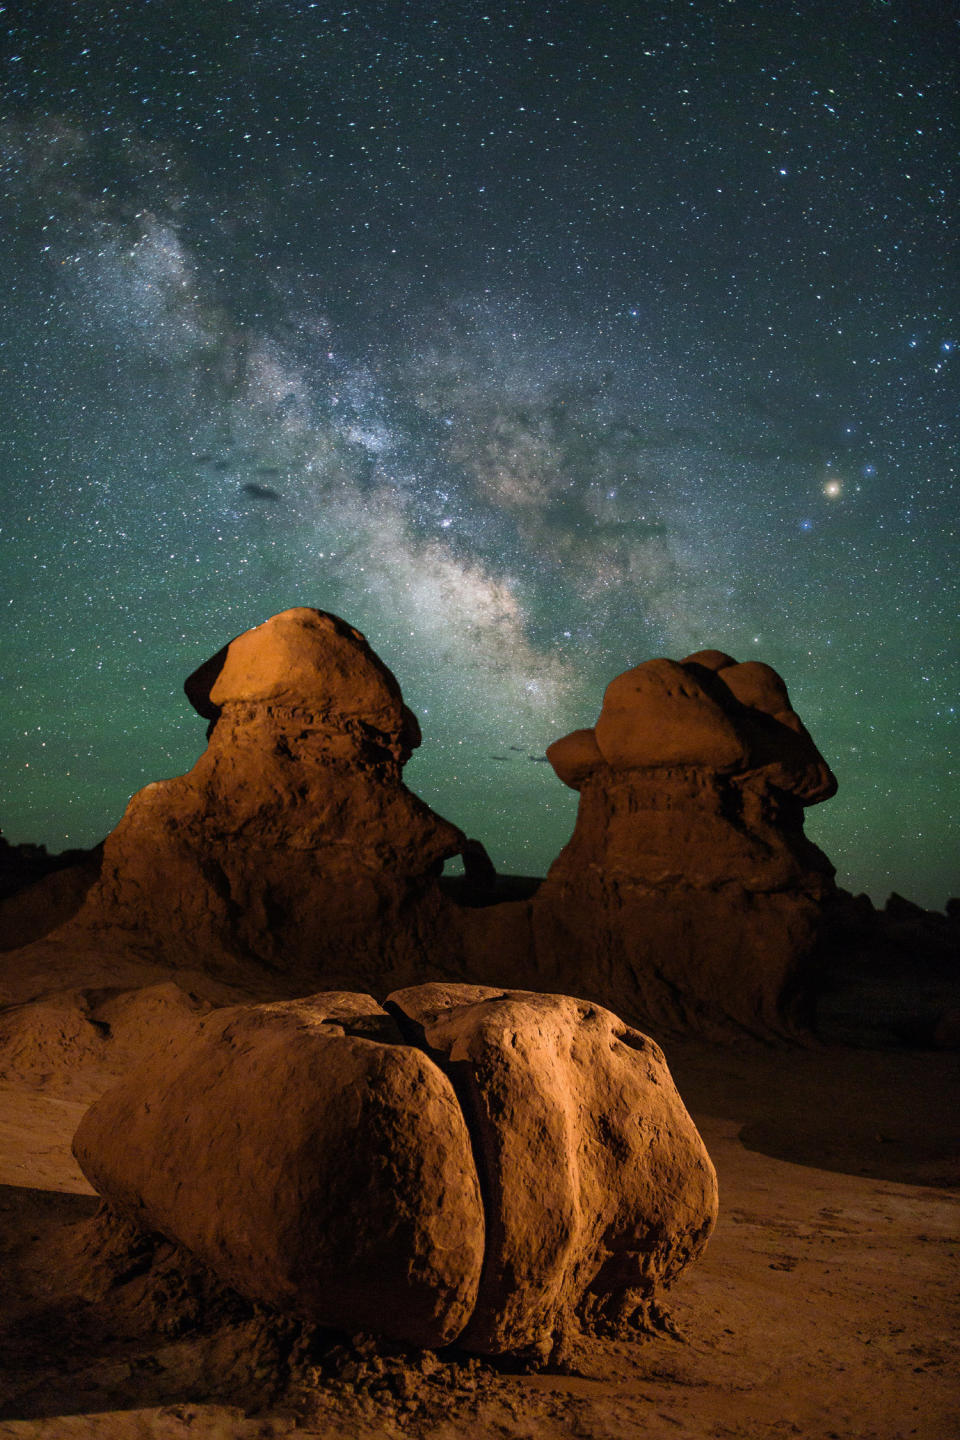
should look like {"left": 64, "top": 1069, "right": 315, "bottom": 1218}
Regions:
{"left": 553, "top": 651, "right": 836, "bottom": 809}
{"left": 388, "top": 983, "right": 718, "bottom": 1353}
{"left": 535, "top": 649, "right": 839, "bottom": 1036}
{"left": 715, "top": 659, "right": 792, "bottom": 717}
{"left": 72, "top": 993, "right": 485, "bottom": 1348}
{"left": 185, "top": 608, "right": 421, "bottom": 763}
{"left": 47, "top": 609, "right": 467, "bottom": 986}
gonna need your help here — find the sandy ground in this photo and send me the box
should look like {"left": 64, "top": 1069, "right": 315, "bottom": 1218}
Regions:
{"left": 1, "top": 1037, "right": 957, "bottom": 1440}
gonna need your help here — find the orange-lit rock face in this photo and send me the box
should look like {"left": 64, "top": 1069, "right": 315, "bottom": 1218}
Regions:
{"left": 63, "top": 609, "right": 465, "bottom": 981}
{"left": 594, "top": 659, "right": 751, "bottom": 774}
{"left": 390, "top": 983, "right": 718, "bottom": 1354}
{"left": 536, "top": 651, "right": 839, "bottom": 1037}
{"left": 74, "top": 992, "right": 485, "bottom": 1348}
{"left": 185, "top": 608, "right": 422, "bottom": 764}
{"left": 73, "top": 985, "right": 718, "bottom": 1356}
{"left": 544, "top": 649, "right": 837, "bottom": 902}
{"left": 551, "top": 651, "right": 836, "bottom": 806}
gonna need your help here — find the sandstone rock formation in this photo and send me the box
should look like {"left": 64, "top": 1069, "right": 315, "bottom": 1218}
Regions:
{"left": 546, "top": 650, "right": 836, "bottom": 883}
{"left": 33, "top": 609, "right": 469, "bottom": 989}
{"left": 3, "top": 619, "right": 846, "bottom": 1075}
{"left": 73, "top": 985, "right": 717, "bottom": 1356}
{"left": 389, "top": 984, "right": 718, "bottom": 1352}
{"left": 453, "top": 650, "right": 840, "bottom": 1039}
{"left": 73, "top": 991, "right": 485, "bottom": 1348}
{"left": 529, "top": 650, "right": 838, "bottom": 1036}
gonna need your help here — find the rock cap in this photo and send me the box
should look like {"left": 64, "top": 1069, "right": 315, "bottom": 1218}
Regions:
{"left": 548, "top": 650, "right": 836, "bottom": 804}
{"left": 185, "top": 607, "right": 421, "bottom": 760}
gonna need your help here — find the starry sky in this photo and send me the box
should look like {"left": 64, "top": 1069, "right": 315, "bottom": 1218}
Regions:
{"left": 1, "top": 1, "right": 957, "bottom": 907}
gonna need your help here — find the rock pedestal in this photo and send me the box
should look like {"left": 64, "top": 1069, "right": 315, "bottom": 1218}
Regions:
{"left": 64, "top": 609, "right": 468, "bottom": 987}
{"left": 524, "top": 650, "right": 838, "bottom": 1036}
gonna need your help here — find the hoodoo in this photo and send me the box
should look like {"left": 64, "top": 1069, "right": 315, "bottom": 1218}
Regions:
{"left": 524, "top": 649, "right": 838, "bottom": 1035}
{"left": 42, "top": 609, "right": 470, "bottom": 988}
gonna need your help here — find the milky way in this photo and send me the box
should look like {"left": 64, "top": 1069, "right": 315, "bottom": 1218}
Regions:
{"left": 1, "top": 3, "right": 956, "bottom": 904}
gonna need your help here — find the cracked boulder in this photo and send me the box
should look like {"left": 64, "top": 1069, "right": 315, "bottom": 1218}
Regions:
{"left": 72, "top": 985, "right": 717, "bottom": 1355}
{"left": 72, "top": 992, "right": 486, "bottom": 1347}
{"left": 387, "top": 983, "right": 718, "bottom": 1353}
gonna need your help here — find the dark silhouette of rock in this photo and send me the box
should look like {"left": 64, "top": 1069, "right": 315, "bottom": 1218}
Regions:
{"left": 0, "top": 831, "right": 100, "bottom": 903}
{"left": 459, "top": 836, "right": 498, "bottom": 897}
{"left": 815, "top": 888, "right": 960, "bottom": 1049}
{"left": 884, "top": 892, "right": 927, "bottom": 924}
{"left": 0, "top": 841, "right": 102, "bottom": 951}
{"left": 73, "top": 985, "right": 717, "bottom": 1356}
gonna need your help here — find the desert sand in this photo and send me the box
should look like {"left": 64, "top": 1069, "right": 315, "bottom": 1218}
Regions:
{"left": 1, "top": 1030, "right": 957, "bottom": 1439}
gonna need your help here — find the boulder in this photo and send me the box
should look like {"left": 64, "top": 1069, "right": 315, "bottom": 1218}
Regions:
{"left": 73, "top": 985, "right": 717, "bottom": 1355}
{"left": 570, "top": 652, "right": 836, "bottom": 807}
{"left": 594, "top": 658, "right": 749, "bottom": 773}
{"left": 388, "top": 983, "right": 718, "bottom": 1353}
{"left": 72, "top": 992, "right": 485, "bottom": 1348}
{"left": 545, "top": 727, "right": 604, "bottom": 790}
{"left": 184, "top": 607, "right": 422, "bottom": 763}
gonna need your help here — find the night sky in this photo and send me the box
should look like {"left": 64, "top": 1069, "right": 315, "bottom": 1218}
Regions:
{"left": 2, "top": 2, "right": 956, "bottom": 907}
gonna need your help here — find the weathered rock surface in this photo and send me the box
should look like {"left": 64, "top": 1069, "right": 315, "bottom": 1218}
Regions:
{"left": 471, "top": 650, "right": 841, "bottom": 1039}
{"left": 388, "top": 983, "right": 718, "bottom": 1354}
{"left": 0, "top": 980, "right": 214, "bottom": 1102}
{"left": 24, "top": 609, "right": 469, "bottom": 989}
{"left": 73, "top": 991, "right": 486, "bottom": 1348}
{"left": 73, "top": 985, "right": 717, "bottom": 1355}
{"left": 3, "top": 620, "right": 847, "bottom": 1072}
